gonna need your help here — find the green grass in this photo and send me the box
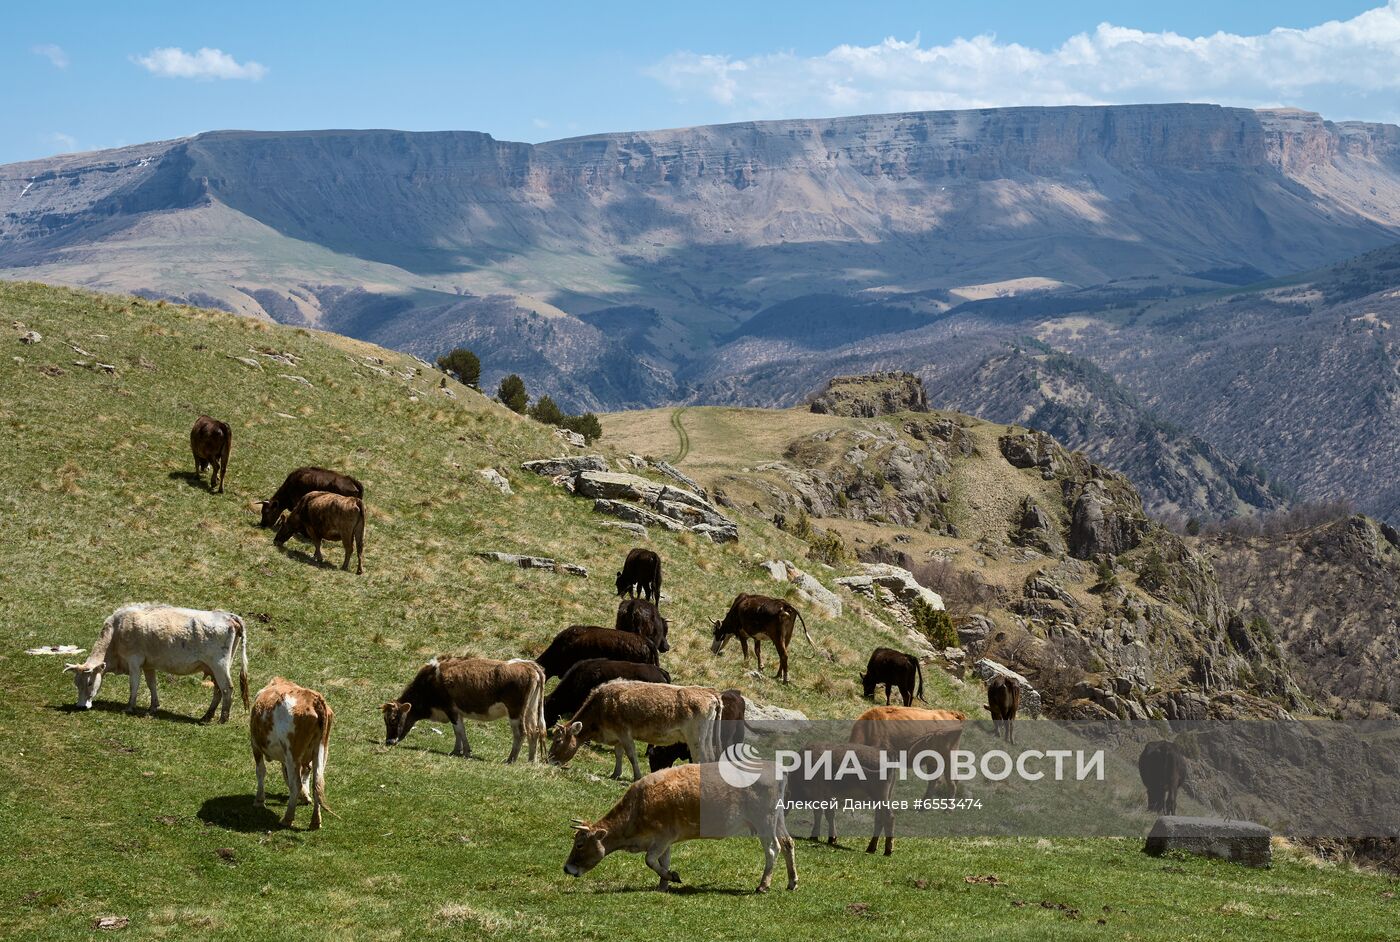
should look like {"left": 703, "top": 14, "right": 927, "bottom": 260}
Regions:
{"left": 1, "top": 282, "right": 1396, "bottom": 941}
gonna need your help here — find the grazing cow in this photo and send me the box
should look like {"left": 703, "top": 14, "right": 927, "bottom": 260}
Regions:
{"left": 549, "top": 680, "right": 722, "bottom": 781}
{"left": 785, "top": 741, "right": 897, "bottom": 855}
{"left": 251, "top": 677, "right": 333, "bottom": 830}
{"left": 382, "top": 657, "right": 546, "bottom": 763}
{"left": 189, "top": 415, "right": 231, "bottom": 493}
{"left": 985, "top": 675, "right": 1021, "bottom": 744}
{"left": 615, "top": 598, "right": 670, "bottom": 654}
{"left": 273, "top": 491, "right": 365, "bottom": 574}
{"left": 536, "top": 625, "right": 659, "bottom": 680}
{"left": 1139, "top": 740, "right": 1187, "bottom": 816}
{"left": 646, "top": 689, "right": 747, "bottom": 772}
{"left": 64, "top": 603, "right": 249, "bottom": 723}
{"left": 860, "top": 647, "right": 925, "bottom": 706}
{"left": 615, "top": 548, "right": 661, "bottom": 601}
{"left": 565, "top": 762, "right": 797, "bottom": 893}
{"left": 710, "top": 593, "right": 815, "bottom": 683}
{"left": 848, "top": 706, "right": 967, "bottom": 799}
{"left": 545, "top": 659, "right": 672, "bottom": 728}
{"left": 259, "top": 466, "right": 364, "bottom": 528}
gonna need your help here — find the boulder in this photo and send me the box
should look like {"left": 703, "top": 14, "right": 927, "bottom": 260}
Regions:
{"left": 809, "top": 372, "right": 929, "bottom": 417}
{"left": 476, "top": 468, "right": 513, "bottom": 496}
{"left": 971, "top": 658, "right": 1043, "bottom": 717}
{"left": 691, "top": 523, "right": 739, "bottom": 543}
{"left": 592, "top": 499, "right": 686, "bottom": 532}
{"left": 742, "top": 699, "right": 809, "bottom": 729}
{"left": 475, "top": 551, "right": 588, "bottom": 578}
{"left": 600, "top": 521, "right": 648, "bottom": 539}
{"left": 554, "top": 427, "right": 587, "bottom": 448}
{"left": 652, "top": 459, "right": 705, "bottom": 495}
{"left": 1011, "top": 496, "right": 1065, "bottom": 554}
{"left": 1068, "top": 480, "right": 1147, "bottom": 560}
{"left": 858, "top": 563, "right": 945, "bottom": 611}
{"left": 19, "top": 330, "right": 41, "bottom": 345}
{"left": 521, "top": 455, "right": 609, "bottom": 477}
{"left": 762, "top": 560, "right": 842, "bottom": 616}
{"left": 998, "top": 429, "right": 1063, "bottom": 477}
{"left": 574, "top": 470, "right": 662, "bottom": 503}
{"left": 1144, "top": 817, "right": 1272, "bottom": 868}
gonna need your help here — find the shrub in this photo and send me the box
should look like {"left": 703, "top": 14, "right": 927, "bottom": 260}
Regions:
{"left": 913, "top": 598, "right": 958, "bottom": 649}
{"left": 528, "top": 394, "right": 564, "bottom": 425}
{"left": 558, "top": 412, "right": 603, "bottom": 443}
{"left": 436, "top": 348, "right": 480, "bottom": 387}
{"left": 806, "top": 529, "right": 849, "bottom": 566}
{"left": 496, "top": 374, "right": 528, "bottom": 413}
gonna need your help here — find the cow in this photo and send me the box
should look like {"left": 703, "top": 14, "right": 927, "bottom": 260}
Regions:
{"left": 545, "top": 659, "right": 672, "bottom": 728}
{"left": 565, "top": 762, "right": 797, "bottom": 893}
{"left": 251, "top": 677, "right": 333, "bottom": 830}
{"left": 189, "top": 415, "right": 231, "bottom": 493}
{"left": 646, "top": 689, "right": 747, "bottom": 772}
{"left": 710, "top": 593, "right": 815, "bottom": 683}
{"left": 615, "top": 548, "right": 661, "bottom": 602}
{"left": 1139, "top": 740, "right": 1187, "bottom": 816}
{"left": 784, "top": 741, "right": 897, "bottom": 855}
{"left": 549, "top": 680, "right": 722, "bottom": 781}
{"left": 985, "top": 675, "right": 1021, "bottom": 744}
{"left": 615, "top": 597, "right": 670, "bottom": 654}
{"left": 536, "top": 625, "right": 659, "bottom": 680}
{"left": 382, "top": 657, "right": 546, "bottom": 763}
{"left": 860, "top": 647, "right": 925, "bottom": 706}
{"left": 64, "top": 603, "right": 249, "bottom": 723}
{"left": 258, "top": 466, "right": 364, "bottom": 528}
{"left": 273, "top": 491, "right": 365, "bottom": 574}
{"left": 847, "top": 706, "right": 967, "bottom": 799}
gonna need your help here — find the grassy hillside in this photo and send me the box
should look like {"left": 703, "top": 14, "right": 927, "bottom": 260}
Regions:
{"left": 1, "top": 283, "right": 1395, "bottom": 940}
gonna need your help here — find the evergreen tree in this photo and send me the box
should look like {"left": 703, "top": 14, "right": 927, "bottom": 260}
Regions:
{"left": 435, "top": 348, "right": 480, "bottom": 387}
{"left": 496, "top": 374, "right": 528, "bottom": 413}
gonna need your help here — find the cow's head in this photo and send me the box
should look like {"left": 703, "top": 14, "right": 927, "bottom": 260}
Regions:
{"left": 656, "top": 617, "right": 671, "bottom": 655}
{"left": 64, "top": 662, "right": 105, "bottom": 709}
{"left": 564, "top": 819, "right": 609, "bottom": 877}
{"left": 272, "top": 509, "right": 301, "bottom": 548}
{"left": 381, "top": 701, "right": 415, "bottom": 746}
{"left": 257, "top": 500, "right": 281, "bottom": 529}
{"left": 859, "top": 671, "right": 876, "bottom": 699}
{"left": 548, "top": 721, "right": 584, "bottom": 767}
{"left": 614, "top": 570, "right": 628, "bottom": 596}
{"left": 710, "top": 620, "right": 730, "bottom": 655}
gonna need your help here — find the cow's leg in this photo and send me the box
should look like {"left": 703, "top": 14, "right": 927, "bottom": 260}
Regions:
{"left": 807, "top": 808, "right": 821, "bottom": 842}
{"left": 253, "top": 749, "right": 267, "bottom": 806}
{"left": 299, "top": 762, "right": 312, "bottom": 803}
{"left": 200, "top": 676, "right": 222, "bottom": 723}
{"left": 883, "top": 808, "right": 894, "bottom": 856}
{"left": 752, "top": 640, "right": 762, "bottom": 672}
{"left": 142, "top": 665, "right": 162, "bottom": 714}
{"left": 825, "top": 807, "right": 837, "bottom": 844}
{"left": 776, "top": 642, "right": 789, "bottom": 683}
{"left": 659, "top": 845, "right": 681, "bottom": 884}
{"left": 280, "top": 754, "right": 299, "bottom": 826}
{"left": 125, "top": 659, "right": 144, "bottom": 713}
{"left": 610, "top": 746, "right": 625, "bottom": 780}
{"left": 450, "top": 714, "right": 471, "bottom": 758}
{"left": 756, "top": 824, "right": 779, "bottom": 893}
{"left": 619, "top": 734, "right": 642, "bottom": 781}
{"left": 505, "top": 717, "right": 523, "bottom": 764}
{"left": 646, "top": 840, "right": 675, "bottom": 891}
{"left": 884, "top": 685, "right": 892, "bottom": 705}
{"left": 340, "top": 536, "right": 353, "bottom": 571}
{"left": 781, "top": 821, "right": 798, "bottom": 891}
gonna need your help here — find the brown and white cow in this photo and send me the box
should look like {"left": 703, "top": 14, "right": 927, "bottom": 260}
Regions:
{"left": 273, "top": 491, "right": 365, "bottom": 574}
{"left": 565, "top": 762, "right": 797, "bottom": 893}
{"left": 985, "top": 675, "right": 1021, "bottom": 744}
{"left": 382, "top": 657, "right": 546, "bottom": 763}
{"left": 847, "top": 705, "right": 967, "bottom": 799}
{"left": 549, "top": 680, "right": 722, "bottom": 781}
{"left": 251, "top": 677, "right": 334, "bottom": 830}
{"left": 646, "top": 688, "right": 747, "bottom": 772}
{"left": 784, "top": 741, "right": 897, "bottom": 855}
{"left": 65, "top": 603, "right": 249, "bottom": 722}
{"left": 710, "top": 593, "right": 814, "bottom": 683}
{"left": 258, "top": 466, "right": 364, "bottom": 528}
{"left": 189, "top": 415, "right": 231, "bottom": 494}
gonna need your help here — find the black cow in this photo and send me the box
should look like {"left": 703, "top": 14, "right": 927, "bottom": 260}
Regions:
{"left": 615, "top": 598, "right": 670, "bottom": 654}
{"left": 615, "top": 548, "right": 661, "bottom": 601}
{"left": 544, "top": 658, "right": 673, "bottom": 727}
{"left": 1139, "top": 740, "right": 1187, "bottom": 816}
{"left": 859, "top": 647, "right": 924, "bottom": 706}
{"left": 189, "top": 415, "right": 231, "bottom": 493}
{"left": 535, "top": 625, "right": 659, "bottom": 680}
{"left": 646, "top": 689, "right": 747, "bottom": 771}
{"left": 259, "top": 466, "right": 364, "bottom": 528}
{"left": 985, "top": 675, "right": 1021, "bottom": 744}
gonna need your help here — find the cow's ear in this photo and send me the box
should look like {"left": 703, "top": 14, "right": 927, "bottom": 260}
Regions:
{"left": 568, "top": 721, "right": 583, "bottom": 735}
{"left": 591, "top": 827, "right": 608, "bottom": 841}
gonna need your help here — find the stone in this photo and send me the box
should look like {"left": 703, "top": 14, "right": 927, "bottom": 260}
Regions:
{"left": 1068, "top": 480, "right": 1147, "bottom": 560}
{"left": 762, "top": 560, "right": 843, "bottom": 616}
{"left": 573, "top": 470, "right": 661, "bottom": 502}
{"left": 743, "top": 699, "right": 809, "bottom": 729}
{"left": 521, "top": 455, "right": 609, "bottom": 477}
{"left": 1144, "top": 816, "right": 1272, "bottom": 868}
{"left": 810, "top": 372, "right": 929, "bottom": 417}
{"left": 592, "top": 499, "right": 686, "bottom": 532}
{"left": 475, "top": 551, "right": 587, "bottom": 578}
{"left": 19, "top": 330, "right": 41, "bottom": 345}
{"left": 600, "top": 521, "right": 648, "bottom": 539}
{"left": 691, "top": 523, "right": 739, "bottom": 543}
{"left": 971, "top": 658, "right": 1043, "bottom": 717}
{"left": 476, "top": 468, "right": 513, "bottom": 496}
{"left": 652, "top": 459, "right": 705, "bottom": 495}
{"left": 859, "top": 563, "right": 945, "bottom": 611}
{"left": 554, "top": 427, "right": 587, "bottom": 447}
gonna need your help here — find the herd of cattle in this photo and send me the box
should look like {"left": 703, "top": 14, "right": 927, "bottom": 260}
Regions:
{"left": 57, "top": 414, "right": 1185, "bottom": 893}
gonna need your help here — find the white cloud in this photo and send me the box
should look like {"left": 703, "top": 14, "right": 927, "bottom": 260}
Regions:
{"left": 32, "top": 44, "right": 69, "bottom": 69}
{"left": 647, "top": 2, "right": 1400, "bottom": 123}
{"left": 45, "top": 132, "right": 78, "bottom": 154}
{"left": 134, "top": 47, "right": 267, "bottom": 81}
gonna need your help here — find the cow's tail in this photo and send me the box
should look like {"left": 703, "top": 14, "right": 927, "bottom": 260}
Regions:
{"left": 218, "top": 421, "right": 232, "bottom": 478}
{"left": 524, "top": 662, "right": 548, "bottom": 760}
{"left": 354, "top": 498, "right": 367, "bottom": 572}
{"left": 235, "top": 616, "right": 250, "bottom": 709}
{"left": 915, "top": 658, "right": 926, "bottom": 703}
{"left": 792, "top": 606, "right": 827, "bottom": 660}
{"left": 313, "top": 699, "right": 333, "bottom": 816}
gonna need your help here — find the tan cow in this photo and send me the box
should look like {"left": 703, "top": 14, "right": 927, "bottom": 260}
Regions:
{"left": 65, "top": 603, "right": 249, "bottom": 722}
{"left": 382, "top": 657, "right": 547, "bottom": 763}
{"left": 565, "top": 762, "right": 798, "bottom": 893}
{"left": 189, "top": 415, "right": 231, "bottom": 493}
{"left": 549, "top": 680, "right": 722, "bottom": 781}
{"left": 272, "top": 491, "right": 365, "bottom": 574}
{"left": 251, "top": 677, "right": 334, "bottom": 830}
{"left": 848, "top": 705, "right": 967, "bottom": 799}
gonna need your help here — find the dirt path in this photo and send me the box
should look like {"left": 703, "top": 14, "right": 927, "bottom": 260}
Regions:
{"left": 669, "top": 407, "right": 691, "bottom": 463}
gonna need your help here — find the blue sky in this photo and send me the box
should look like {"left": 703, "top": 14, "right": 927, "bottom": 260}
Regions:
{"left": 5, "top": 0, "right": 1397, "bottom": 163}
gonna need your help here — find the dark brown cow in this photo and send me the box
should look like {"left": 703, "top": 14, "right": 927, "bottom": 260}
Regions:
{"left": 536, "top": 625, "right": 659, "bottom": 680}
{"left": 1139, "top": 740, "right": 1187, "bottom": 816}
{"left": 382, "top": 656, "right": 546, "bottom": 763}
{"left": 615, "top": 548, "right": 661, "bottom": 602}
{"left": 273, "top": 491, "right": 365, "bottom": 574}
{"left": 710, "top": 593, "right": 814, "bottom": 683}
{"left": 615, "top": 598, "right": 670, "bottom": 654}
{"left": 190, "top": 415, "right": 231, "bottom": 493}
{"left": 545, "top": 659, "right": 672, "bottom": 727}
{"left": 259, "top": 466, "right": 364, "bottom": 528}
{"left": 860, "top": 647, "right": 924, "bottom": 706}
{"left": 985, "top": 675, "right": 1021, "bottom": 744}
{"left": 646, "top": 689, "right": 747, "bottom": 771}
{"left": 785, "top": 741, "right": 897, "bottom": 855}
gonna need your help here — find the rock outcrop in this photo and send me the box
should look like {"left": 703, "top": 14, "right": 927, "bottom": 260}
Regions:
{"left": 810, "top": 372, "right": 929, "bottom": 417}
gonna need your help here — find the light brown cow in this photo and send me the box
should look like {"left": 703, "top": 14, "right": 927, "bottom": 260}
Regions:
{"left": 847, "top": 705, "right": 967, "bottom": 799}
{"left": 382, "top": 657, "right": 547, "bottom": 763}
{"left": 565, "top": 762, "right": 798, "bottom": 893}
{"left": 189, "top": 415, "right": 231, "bottom": 493}
{"left": 784, "top": 741, "right": 898, "bottom": 855}
{"left": 549, "top": 680, "right": 722, "bottom": 781}
{"left": 272, "top": 491, "right": 365, "bottom": 574}
{"left": 251, "top": 677, "right": 334, "bottom": 830}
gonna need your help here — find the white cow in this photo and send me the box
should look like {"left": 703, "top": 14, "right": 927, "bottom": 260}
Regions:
{"left": 65, "top": 603, "right": 249, "bottom": 722}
